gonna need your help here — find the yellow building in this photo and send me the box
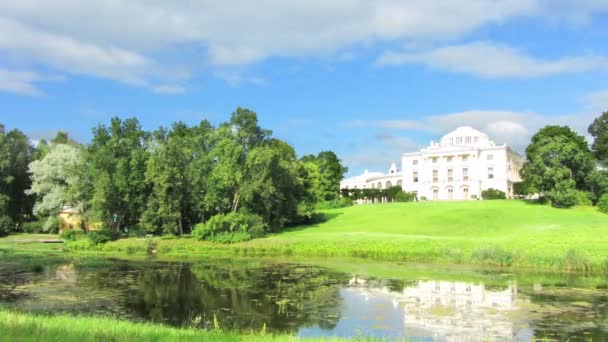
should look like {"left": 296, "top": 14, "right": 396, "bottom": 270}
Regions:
{"left": 58, "top": 207, "right": 101, "bottom": 232}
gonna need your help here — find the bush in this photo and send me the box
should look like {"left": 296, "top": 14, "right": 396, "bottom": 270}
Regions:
{"left": 481, "top": 188, "right": 506, "bottom": 200}
{"left": 395, "top": 191, "right": 416, "bottom": 202}
{"left": 43, "top": 216, "right": 64, "bottom": 234}
{"left": 59, "top": 229, "right": 79, "bottom": 241}
{"left": 548, "top": 181, "right": 578, "bottom": 208}
{"left": 0, "top": 215, "right": 12, "bottom": 237}
{"left": 193, "top": 212, "right": 267, "bottom": 243}
{"left": 22, "top": 220, "right": 45, "bottom": 234}
{"left": 316, "top": 197, "right": 353, "bottom": 210}
{"left": 88, "top": 230, "right": 118, "bottom": 245}
{"left": 598, "top": 194, "right": 608, "bottom": 214}
{"left": 420, "top": 196, "right": 427, "bottom": 201}
{"left": 573, "top": 190, "right": 593, "bottom": 206}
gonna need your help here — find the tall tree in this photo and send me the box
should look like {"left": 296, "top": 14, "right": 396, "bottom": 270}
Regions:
{"left": 26, "top": 144, "right": 84, "bottom": 231}
{"left": 87, "top": 117, "right": 150, "bottom": 233}
{"left": 300, "top": 151, "right": 348, "bottom": 202}
{"left": 0, "top": 124, "right": 35, "bottom": 229}
{"left": 588, "top": 111, "right": 608, "bottom": 166}
{"left": 521, "top": 126, "right": 595, "bottom": 206}
{"left": 239, "top": 139, "right": 310, "bottom": 230}
{"left": 142, "top": 121, "right": 214, "bottom": 235}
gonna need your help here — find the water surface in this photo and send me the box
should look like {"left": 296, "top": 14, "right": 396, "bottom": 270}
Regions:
{"left": 1, "top": 256, "right": 607, "bottom": 340}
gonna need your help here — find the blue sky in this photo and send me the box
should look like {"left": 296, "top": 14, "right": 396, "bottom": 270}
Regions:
{"left": 1, "top": 1, "right": 608, "bottom": 175}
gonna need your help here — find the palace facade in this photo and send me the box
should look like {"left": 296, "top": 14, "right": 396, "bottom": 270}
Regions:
{"left": 340, "top": 126, "right": 524, "bottom": 201}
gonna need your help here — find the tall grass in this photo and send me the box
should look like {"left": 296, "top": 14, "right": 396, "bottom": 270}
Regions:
{"left": 0, "top": 309, "right": 400, "bottom": 341}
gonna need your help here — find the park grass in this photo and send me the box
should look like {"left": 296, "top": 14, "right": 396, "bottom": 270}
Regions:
{"left": 5, "top": 200, "right": 608, "bottom": 272}
{"left": 236, "top": 200, "right": 608, "bottom": 271}
{"left": 0, "top": 309, "right": 390, "bottom": 342}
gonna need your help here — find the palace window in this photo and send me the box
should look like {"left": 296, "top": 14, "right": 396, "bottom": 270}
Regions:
{"left": 487, "top": 154, "right": 493, "bottom": 161}
{"left": 413, "top": 171, "right": 419, "bottom": 183}
{"left": 432, "top": 157, "right": 438, "bottom": 164}
{"left": 447, "top": 168, "right": 453, "bottom": 182}
{"left": 448, "top": 188, "right": 454, "bottom": 200}
{"left": 463, "top": 168, "right": 469, "bottom": 181}
{"left": 432, "top": 170, "right": 438, "bottom": 183}
{"left": 488, "top": 167, "right": 494, "bottom": 179}
{"left": 456, "top": 137, "right": 463, "bottom": 144}
{"left": 433, "top": 189, "right": 439, "bottom": 200}
{"left": 449, "top": 138, "right": 454, "bottom": 144}
{"left": 446, "top": 156, "right": 453, "bottom": 163}
{"left": 462, "top": 155, "right": 468, "bottom": 162}
{"left": 413, "top": 159, "right": 418, "bottom": 165}
{"left": 465, "top": 136, "right": 471, "bottom": 144}
{"left": 463, "top": 187, "right": 469, "bottom": 200}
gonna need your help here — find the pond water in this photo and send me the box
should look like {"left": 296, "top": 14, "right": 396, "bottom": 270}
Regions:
{"left": 1, "top": 256, "right": 607, "bottom": 340}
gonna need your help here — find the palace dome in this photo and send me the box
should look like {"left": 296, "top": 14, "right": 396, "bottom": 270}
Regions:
{"left": 439, "top": 126, "right": 492, "bottom": 147}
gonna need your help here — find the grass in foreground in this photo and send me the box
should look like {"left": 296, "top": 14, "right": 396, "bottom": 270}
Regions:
{"left": 0, "top": 310, "right": 387, "bottom": 342}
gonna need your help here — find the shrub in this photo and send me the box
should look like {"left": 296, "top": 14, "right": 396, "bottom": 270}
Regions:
{"left": 88, "top": 230, "right": 118, "bottom": 245}
{"left": 420, "top": 196, "right": 428, "bottom": 201}
{"left": 22, "top": 220, "right": 45, "bottom": 234}
{"left": 59, "top": 229, "right": 79, "bottom": 241}
{"left": 43, "top": 216, "right": 64, "bottom": 234}
{"left": 573, "top": 190, "right": 593, "bottom": 206}
{"left": 316, "top": 197, "right": 353, "bottom": 210}
{"left": 395, "top": 191, "right": 416, "bottom": 202}
{"left": 472, "top": 246, "right": 515, "bottom": 266}
{"left": 471, "top": 194, "right": 478, "bottom": 200}
{"left": 0, "top": 215, "right": 12, "bottom": 237}
{"left": 561, "top": 249, "right": 590, "bottom": 271}
{"left": 548, "top": 181, "right": 578, "bottom": 208}
{"left": 598, "top": 194, "right": 608, "bottom": 214}
{"left": 193, "top": 212, "right": 267, "bottom": 243}
{"left": 481, "top": 188, "right": 506, "bottom": 200}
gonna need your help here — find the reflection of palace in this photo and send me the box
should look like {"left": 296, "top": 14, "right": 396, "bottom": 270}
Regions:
{"left": 348, "top": 278, "right": 529, "bottom": 340}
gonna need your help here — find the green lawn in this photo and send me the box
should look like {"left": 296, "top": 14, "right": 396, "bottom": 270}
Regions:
{"left": 236, "top": 200, "right": 608, "bottom": 270}
{"left": 0, "top": 309, "right": 387, "bottom": 342}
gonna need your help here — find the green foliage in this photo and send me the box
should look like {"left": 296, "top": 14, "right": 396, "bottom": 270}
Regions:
{"left": 22, "top": 220, "right": 45, "bottom": 234}
{"left": 193, "top": 212, "right": 267, "bottom": 243}
{"left": 588, "top": 111, "right": 608, "bottom": 166}
{"left": 43, "top": 216, "right": 64, "bottom": 234}
{"left": 300, "top": 151, "right": 348, "bottom": 202}
{"left": 395, "top": 191, "right": 416, "bottom": 202}
{"left": 573, "top": 190, "right": 593, "bottom": 206}
{"left": 472, "top": 246, "right": 515, "bottom": 266}
{"left": 548, "top": 180, "right": 578, "bottom": 208}
{"left": 561, "top": 249, "right": 591, "bottom": 272}
{"left": 316, "top": 197, "right": 353, "bottom": 210}
{"left": 0, "top": 124, "right": 35, "bottom": 229}
{"left": 598, "top": 194, "right": 608, "bottom": 214}
{"left": 481, "top": 188, "right": 506, "bottom": 200}
{"left": 59, "top": 229, "right": 79, "bottom": 241}
{"left": 522, "top": 126, "right": 596, "bottom": 203}
{"left": 88, "top": 230, "right": 117, "bottom": 245}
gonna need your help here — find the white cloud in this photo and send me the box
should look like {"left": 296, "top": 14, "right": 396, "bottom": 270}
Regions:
{"left": 150, "top": 84, "right": 186, "bottom": 95}
{"left": 0, "top": 1, "right": 606, "bottom": 90}
{"left": 214, "top": 71, "right": 267, "bottom": 87}
{"left": 376, "top": 41, "right": 608, "bottom": 78}
{"left": 0, "top": 67, "right": 63, "bottom": 96}
{"left": 582, "top": 89, "right": 608, "bottom": 113}
{"left": 347, "top": 109, "right": 595, "bottom": 154}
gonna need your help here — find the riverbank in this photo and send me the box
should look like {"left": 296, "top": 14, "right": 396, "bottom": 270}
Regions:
{"left": 0, "top": 309, "right": 389, "bottom": 341}
{"left": 4, "top": 200, "right": 608, "bottom": 272}
{"left": 101, "top": 200, "right": 608, "bottom": 272}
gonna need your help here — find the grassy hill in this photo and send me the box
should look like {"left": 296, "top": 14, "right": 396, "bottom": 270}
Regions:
{"left": 237, "top": 200, "right": 608, "bottom": 270}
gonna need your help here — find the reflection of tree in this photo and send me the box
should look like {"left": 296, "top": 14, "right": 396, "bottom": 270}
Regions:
{"left": 118, "top": 262, "right": 346, "bottom": 333}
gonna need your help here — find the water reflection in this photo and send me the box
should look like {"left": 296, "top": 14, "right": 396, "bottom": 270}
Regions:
{"left": 1, "top": 259, "right": 608, "bottom": 340}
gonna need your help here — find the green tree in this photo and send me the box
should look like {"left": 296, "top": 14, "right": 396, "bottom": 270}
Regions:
{"left": 239, "top": 139, "right": 310, "bottom": 230}
{"left": 300, "top": 151, "right": 348, "bottom": 202}
{"left": 26, "top": 144, "right": 84, "bottom": 231}
{"left": 588, "top": 111, "right": 608, "bottom": 166}
{"left": 521, "top": 126, "right": 595, "bottom": 207}
{"left": 142, "top": 121, "right": 214, "bottom": 235}
{"left": 0, "top": 124, "right": 35, "bottom": 229}
{"left": 87, "top": 117, "right": 150, "bottom": 233}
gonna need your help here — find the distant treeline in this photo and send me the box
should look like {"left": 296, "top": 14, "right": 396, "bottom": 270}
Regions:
{"left": 0, "top": 108, "right": 348, "bottom": 241}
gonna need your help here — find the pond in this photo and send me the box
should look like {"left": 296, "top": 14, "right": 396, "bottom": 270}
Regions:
{"left": 1, "top": 256, "right": 607, "bottom": 340}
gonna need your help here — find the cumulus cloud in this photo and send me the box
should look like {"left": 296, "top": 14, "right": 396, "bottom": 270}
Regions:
{"left": 0, "top": 0, "right": 606, "bottom": 93}
{"left": 347, "top": 109, "right": 595, "bottom": 154}
{"left": 376, "top": 41, "right": 608, "bottom": 78}
{"left": 0, "top": 68, "right": 63, "bottom": 96}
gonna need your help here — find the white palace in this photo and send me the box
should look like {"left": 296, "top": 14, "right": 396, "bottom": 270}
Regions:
{"left": 340, "top": 127, "right": 524, "bottom": 201}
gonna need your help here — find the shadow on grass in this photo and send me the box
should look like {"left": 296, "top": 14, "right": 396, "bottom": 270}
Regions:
{"left": 280, "top": 212, "right": 344, "bottom": 234}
